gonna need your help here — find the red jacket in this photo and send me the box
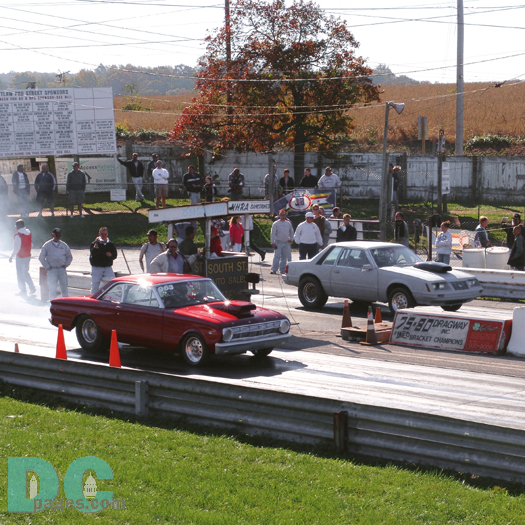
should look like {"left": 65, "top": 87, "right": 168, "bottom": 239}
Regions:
{"left": 15, "top": 230, "right": 32, "bottom": 258}
{"left": 229, "top": 223, "right": 244, "bottom": 244}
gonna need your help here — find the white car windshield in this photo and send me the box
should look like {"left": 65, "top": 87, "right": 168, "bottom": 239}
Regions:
{"left": 156, "top": 280, "right": 226, "bottom": 309}
{"left": 370, "top": 246, "right": 423, "bottom": 268}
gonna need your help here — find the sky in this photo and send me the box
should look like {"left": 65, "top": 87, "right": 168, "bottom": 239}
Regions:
{"left": 1, "top": 0, "right": 524, "bottom": 84}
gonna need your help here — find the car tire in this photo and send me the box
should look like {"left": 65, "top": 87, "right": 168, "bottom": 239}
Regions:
{"left": 298, "top": 277, "right": 328, "bottom": 309}
{"left": 442, "top": 304, "right": 462, "bottom": 312}
{"left": 180, "top": 333, "right": 210, "bottom": 366}
{"left": 388, "top": 287, "right": 415, "bottom": 315}
{"left": 75, "top": 315, "right": 110, "bottom": 353}
{"left": 251, "top": 348, "right": 273, "bottom": 358}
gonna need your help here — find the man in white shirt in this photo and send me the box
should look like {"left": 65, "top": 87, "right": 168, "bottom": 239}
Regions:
{"left": 317, "top": 166, "right": 341, "bottom": 189}
{"left": 294, "top": 211, "right": 322, "bottom": 260}
{"left": 139, "top": 229, "right": 166, "bottom": 272}
{"left": 152, "top": 160, "right": 169, "bottom": 209}
{"left": 270, "top": 209, "right": 294, "bottom": 274}
{"left": 39, "top": 228, "right": 73, "bottom": 300}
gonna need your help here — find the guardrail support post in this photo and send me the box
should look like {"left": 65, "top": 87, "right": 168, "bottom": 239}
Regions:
{"left": 135, "top": 380, "right": 149, "bottom": 417}
{"left": 333, "top": 410, "right": 348, "bottom": 454}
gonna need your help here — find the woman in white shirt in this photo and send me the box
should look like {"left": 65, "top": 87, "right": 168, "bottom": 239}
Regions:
{"left": 436, "top": 220, "right": 452, "bottom": 265}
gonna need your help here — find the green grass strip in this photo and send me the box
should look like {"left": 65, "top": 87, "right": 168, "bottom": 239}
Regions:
{"left": 1, "top": 390, "right": 524, "bottom": 524}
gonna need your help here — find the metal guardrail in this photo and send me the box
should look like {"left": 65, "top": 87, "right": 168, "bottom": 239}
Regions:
{"left": 1, "top": 350, "right": 525, "bottom": 482}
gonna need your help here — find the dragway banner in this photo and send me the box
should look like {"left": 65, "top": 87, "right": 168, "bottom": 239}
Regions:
{"left": 273, "top": 189, "right": 336, "bottom": 216}
{"left": 390, "top": 310, "right": 512, "bottom": 354}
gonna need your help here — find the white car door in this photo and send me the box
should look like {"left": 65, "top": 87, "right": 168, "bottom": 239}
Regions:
{"left": 329, "top": 247, "right": 379, "bottom": 300}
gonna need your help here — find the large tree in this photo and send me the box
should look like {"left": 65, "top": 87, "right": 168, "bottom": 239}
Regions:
{"left": 171, "top": 0, "right": 379, "bottom": 174}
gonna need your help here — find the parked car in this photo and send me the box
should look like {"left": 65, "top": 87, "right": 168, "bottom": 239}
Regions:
{"left": 50, "top": 274, "right": 291, "bottom": 366}
{"left": 283, "top": 242, "right": 483, "bottom": 314}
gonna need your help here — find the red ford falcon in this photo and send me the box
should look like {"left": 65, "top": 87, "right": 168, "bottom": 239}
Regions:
{"left": 50, "top": 274, "right": 291, "bottom": 366}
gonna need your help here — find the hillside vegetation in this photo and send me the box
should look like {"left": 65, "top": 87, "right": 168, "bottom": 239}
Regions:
{"left": 114, "top": 81, "right": 525, "bottom": 155}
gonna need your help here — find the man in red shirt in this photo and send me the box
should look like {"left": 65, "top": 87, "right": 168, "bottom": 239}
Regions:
{"left": 9, "top": 219, "right": 36, "bottom": 296}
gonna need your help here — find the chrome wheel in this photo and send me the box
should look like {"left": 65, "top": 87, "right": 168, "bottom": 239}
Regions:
{"left": 388, "top": 287, "right": 415, "bottom": 315}
{"left": 303, "top": 282, "right": 318, "bottom": 304}
{"left": 181, "top": 334, "right": 209, "bottom": 366}
{"left": 298, "top": 278, "right": 328, "bottom": 309}
{"left": 82, "top": 318, "right": 98, "bottom": 344}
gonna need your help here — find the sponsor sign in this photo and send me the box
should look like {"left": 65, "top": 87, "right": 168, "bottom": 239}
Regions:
{"left": 55, "top": 158, "right": 119, "bottom": 194}
{"left": 0, "top": 87, "right": 116, "bottom": 158}
{"left": 390, "top": 310, "right": 511, "bottom": 353}
{"left": 228, "top": 200, "right": 270, "bottom": 214}
{"left": 194, "top": 255, "right": 249, "bottom": 299}
{"left": 273, "top": 189, "right": 336, "bottom": 216}
{"left": 110, "top": 189, "right": 126, "bottom": 201}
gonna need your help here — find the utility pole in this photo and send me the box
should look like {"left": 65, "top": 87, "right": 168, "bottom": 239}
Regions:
{"left": 456, "top": 0, "right": 464, "bottom": 156}
{"left": 225, "top": 0, "right": 232, "bottom": 116}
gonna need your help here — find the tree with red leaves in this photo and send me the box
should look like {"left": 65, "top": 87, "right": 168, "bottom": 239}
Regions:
{"left": 171, "top": 0, "right": 379, "bottom": 174}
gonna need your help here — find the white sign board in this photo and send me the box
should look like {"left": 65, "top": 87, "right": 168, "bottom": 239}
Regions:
{"left": 442, "top": 161, "right": 450, "bottom": 195}
{"left": 110, "top": 189, "right": 127, "bottom": 201}
{"left": 0, "top": 87, "right": 116, "bottom": 158}
{"left": 228, "top": 200, "right": 270, "bottom": 214}
{"left": 55, "top": 158, "right": 120, "bottom": 194}
{"left": 149, "top": 202, "right": 228, "bottom": 223}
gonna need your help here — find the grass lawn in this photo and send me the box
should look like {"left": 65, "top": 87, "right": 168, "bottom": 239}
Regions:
{"left": 6, "top": 198, "right": 522, "bottom": 250}
{"left": 1, "top": 390, "right": 524, "bottom": 524}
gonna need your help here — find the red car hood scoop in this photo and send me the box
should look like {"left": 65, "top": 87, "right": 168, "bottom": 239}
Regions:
{"left": 209, "top": 301, "right": 256, "bottom": 318}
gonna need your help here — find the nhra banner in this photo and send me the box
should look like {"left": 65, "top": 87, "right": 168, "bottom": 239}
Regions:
{"left": 273, "top": 188, "right": 336, "bottom": 216}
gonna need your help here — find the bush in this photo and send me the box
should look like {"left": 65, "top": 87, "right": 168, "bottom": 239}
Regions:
{"left": 466, "top": 134, "right": 513, "bottom": 150}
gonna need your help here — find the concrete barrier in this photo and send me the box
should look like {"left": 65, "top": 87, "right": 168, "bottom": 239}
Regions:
{"left": 506, "top": 307, "right": 525, "bottom": 357}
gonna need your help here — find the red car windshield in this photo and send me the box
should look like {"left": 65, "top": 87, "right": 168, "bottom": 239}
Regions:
{"left": 156, "top": 280, "right": 226, "bottom": 309}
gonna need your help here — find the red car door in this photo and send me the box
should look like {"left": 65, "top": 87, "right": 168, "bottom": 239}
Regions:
{"left": 113, "top": 284, "right": 164, "bottom": 348}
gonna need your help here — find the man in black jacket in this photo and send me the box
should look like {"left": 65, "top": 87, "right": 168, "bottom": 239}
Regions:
{"left": 183, "top": 165, "right": 204, "bottom": 205}
{"left": 279, "top": 169, "right": 295, "bottom": 195}
{"left": 116, "top": 152, "right": 145, "bottom": 202}
{"left": 90, "top": 227, "right": 118, "bottom": 294}
{"left": 298, "top": 167, "right": 317, "bottom": 188}
{"left": 336, "top": 214, "right": 357, "bottom": 242}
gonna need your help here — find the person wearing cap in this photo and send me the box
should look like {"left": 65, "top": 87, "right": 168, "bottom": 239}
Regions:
{"left": 11, "top": 164, "right": 30, "bottom": 218}
{"left": 116, "top": 152, "right": 145, "bottom": 203}
{"left": 9, "top": 219, "right": 36, "bottom": 296}
{"left": 294, "top": 211, "right": 323, "bottom": 260}
{"left": 66, "top": 162, "right": 87, "bottom": 218}
{"left": 270, "top": 208, "right": 294, "bottom": 274}
{"left": 89, "top": 227, "right": 118, "bottom": 294}
{"left": 336, "top": 214, "right": 357, "bottom": 242}
{"left": 152, "top": 160, "right": 169, "bottom": 209}
{"left": 39, "top": 228, "right": 73, "bottom": 300}
{"left": 139, "top": 229, "right": 166, "bottom": 273}
{"left": 34, "top": 164, "right": 57, "bottom": 217}
{"left": 317, "top": 167, "right": 341, "bottom": 190}
{"left": 146, "top": 153, "right": 159, "bottom": 201}
{"left": 183, "top": 165, "right": 204, "bottom": 205}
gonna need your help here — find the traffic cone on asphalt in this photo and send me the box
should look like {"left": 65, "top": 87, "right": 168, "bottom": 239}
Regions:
{"left": 109, "top": 330, "right": 121, "bottom": 368}
{"left": 55, "top": 325, "right": 67, "bottom": 360}
{"left": 342, "top": 299, "right": 353, "bottom": 328}
{"left": 360, "top": 306, "right": 378, "bottom": 345}
{"left": 374, "top": 306, "right": 382, "bottom": 324}
{"left": 14, "top": 343, "right": 19, "bottom": 353}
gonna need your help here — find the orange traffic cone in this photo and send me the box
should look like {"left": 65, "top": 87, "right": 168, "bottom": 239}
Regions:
{"left": 374, "top": 306, "right": 382, "bottom": 324}
{"left": 360, "top": 306, "right": 378, "bottom": 345}
{"left": 56, "top": 325, "right": 67, "bottom": 360}
{"left": 14, "top": 343, "right": 19, "bottom": 353}
{"left": 342, "top": 299, "right": 353, "bottom": 328}
{"left": 109, "top": 330, "right": 121, "bottom": 368}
